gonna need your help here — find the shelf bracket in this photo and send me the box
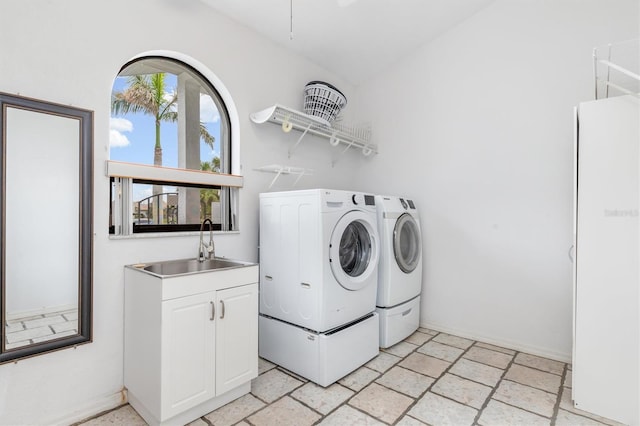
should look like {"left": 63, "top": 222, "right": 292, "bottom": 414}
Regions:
{"left": 288, "top": 123, "right": 312, "bottom": 158}
{"left": 254, "top": 164, "right": 313, "bottom": 189}
{"left": 268, "top": 169, "right": 284, "bottom": 189}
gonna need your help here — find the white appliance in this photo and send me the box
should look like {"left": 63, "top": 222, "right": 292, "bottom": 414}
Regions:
{"left": 375, "top": 195, "right": 423, "bottom": 348}
{"left": 572, "top": 95, "right": 639, "bottom": 426}
{"left": 258, "top": 189, "right": 381, "bottom": 386}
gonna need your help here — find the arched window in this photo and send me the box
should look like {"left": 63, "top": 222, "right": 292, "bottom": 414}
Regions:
{"left": 108, "top": 55, "right": 240, "bottom": 235}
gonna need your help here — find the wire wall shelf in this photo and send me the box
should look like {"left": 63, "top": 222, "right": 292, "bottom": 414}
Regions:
{"left": 250, "top": 104, "right": 377, "bottom": 159}
{"left": 594, "top": 39, "right": 640, "bottom": 100}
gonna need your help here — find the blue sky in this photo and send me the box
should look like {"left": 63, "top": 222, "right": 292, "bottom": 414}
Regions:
{"left": 109, "top": 74, "right": 222, "bottom": 169}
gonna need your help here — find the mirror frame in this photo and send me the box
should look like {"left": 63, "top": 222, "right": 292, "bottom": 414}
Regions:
{"left": 0, "top": 92, "right": 93, "bottom": 364}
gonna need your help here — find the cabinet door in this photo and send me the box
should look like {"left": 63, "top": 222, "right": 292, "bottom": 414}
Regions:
{"left": 216, "top": 283, "right": 258, "bottom": 395}
{"left": 161, "top": 291, "right": 216, "bottom": 420}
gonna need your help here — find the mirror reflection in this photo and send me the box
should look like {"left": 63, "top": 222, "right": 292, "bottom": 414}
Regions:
{"left": 4, "top": 107, "right": 80, "bottom": 349}
{"left": 1, "top": 93, "right": 93, "bottom": 363}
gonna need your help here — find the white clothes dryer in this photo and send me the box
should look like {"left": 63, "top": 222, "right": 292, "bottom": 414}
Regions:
{"left": 375, "top": 195, "right": 423, "bottom": 348}
{"left": 259, "top": 188, "right": 380, "bottom": 332}
{"left": 259, "top": 189, "right": 381, "bottom": 385}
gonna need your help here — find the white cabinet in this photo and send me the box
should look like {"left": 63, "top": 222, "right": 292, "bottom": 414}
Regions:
{"left": 161, "top": 291, "right": 216, "bottom": 418}
{"left": 215, "top": 285, "right": 259, "bottom": 394}
{"left": 124, "top": 263, "right": 259, "bottom": 426}
{"left": 573, "top": 95, "right": 639, "bottom": 426}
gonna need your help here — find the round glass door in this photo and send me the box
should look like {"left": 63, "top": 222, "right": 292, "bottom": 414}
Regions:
{"left": 393, "top": 213, "right": 421, "bottom": 273}
{"left": 329, "top": 210, "right": 379, "bottom": 291}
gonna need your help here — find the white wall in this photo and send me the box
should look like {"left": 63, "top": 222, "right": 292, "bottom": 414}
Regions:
{"left": 353, "top": 0, "right": 639, "bottom": 361}
{"left": 0, "top": 1, "right": 366, "bottom": 424}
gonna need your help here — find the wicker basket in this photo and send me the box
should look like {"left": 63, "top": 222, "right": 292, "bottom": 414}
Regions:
{"left": 303, "top": 81, "right": 347, "bottom": 123}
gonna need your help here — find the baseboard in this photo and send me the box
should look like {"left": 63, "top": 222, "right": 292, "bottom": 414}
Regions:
{"left": 422, "top": 321, "right": 572, "bottom": 364}
{"left": 51, "top": 390, "right": 126, "bottom": 425}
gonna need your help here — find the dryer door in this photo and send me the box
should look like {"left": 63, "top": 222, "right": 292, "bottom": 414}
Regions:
{"left": 329, "top": 210, "right": 379, "bottom": 291}
{"left": 393, "top": 213, "right": 421, "bottom": 273}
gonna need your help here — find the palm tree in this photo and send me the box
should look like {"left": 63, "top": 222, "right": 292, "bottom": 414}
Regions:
{"left": 111, "top": 73, "right": 216, "bottom": 168}
{"left": 200, "top": 157, "right": 221, "bottom": 220}
{"left": 112, "top": 72, "right": 216, "bottom": 224}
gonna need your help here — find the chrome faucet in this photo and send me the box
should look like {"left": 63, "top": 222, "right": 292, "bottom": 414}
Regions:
{"left": 198, "top": 218, "right": 215, "bottom": 262}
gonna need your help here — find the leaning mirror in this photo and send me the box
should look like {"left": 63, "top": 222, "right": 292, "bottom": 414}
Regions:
{"left": 0, "top": 93, "right": 92, "bottom": 363}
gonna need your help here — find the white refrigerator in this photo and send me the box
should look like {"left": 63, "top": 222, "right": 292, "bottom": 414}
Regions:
{"left": 573, "top": 94, "right": 639, "bottom": 425}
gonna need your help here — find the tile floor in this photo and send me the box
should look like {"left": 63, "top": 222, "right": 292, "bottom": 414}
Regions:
{"left": 4, "top": 308, "right": 78, "bottom": 350}
{"left": 78, "top": 328, "right": 624, "bottom": 426}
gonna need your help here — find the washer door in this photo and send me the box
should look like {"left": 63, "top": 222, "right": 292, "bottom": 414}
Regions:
{"left": 329, "top": 210, "right": 379, "bottom": 291}
{"left": 393, "top": 213, "right": 421, "bottom": 273}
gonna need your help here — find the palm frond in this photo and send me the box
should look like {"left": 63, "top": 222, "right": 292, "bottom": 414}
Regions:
{"left": 200, "top": 123, "right": 215, "bottom": 148}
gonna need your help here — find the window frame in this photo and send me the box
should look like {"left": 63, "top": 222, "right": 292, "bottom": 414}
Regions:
{"left": 108, "top": 53, "right": 242, "bottom": 236}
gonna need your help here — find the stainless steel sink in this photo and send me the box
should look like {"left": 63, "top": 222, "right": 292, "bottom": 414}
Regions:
{"left": 140, "top": 257, "right": 254, "bottom": 277}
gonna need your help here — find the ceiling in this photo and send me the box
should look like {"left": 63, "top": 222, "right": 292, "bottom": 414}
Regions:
{"left": 199, "top": 0, "right": 495, "bottom": 85}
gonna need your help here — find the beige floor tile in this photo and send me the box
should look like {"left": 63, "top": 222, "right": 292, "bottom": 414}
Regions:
{"left": 404, "top": 331, "right": 434, "bottom": 346}
{"left": 365, "top": 351, "right": 402, "bottom": 373}
{"left": 449, "top": 358, "right": 504, "bottom": 386}
{"left": 432, "top": 373, "right": 492, "bottom": 409}
{"left": 251, "top": 368, "right": 304, "bottom": 403}
{"left": 399, "top": 352, "right": 450, "bottom": 378}
{"left": 247, "top": 396, "right": 321, "bottom": 426}
{"left": 558, "top": 387, "right": 626, "bottom": 426}
{"left": 23, "top": 315, "right": 67, "bottom": 328}
{"left": 417, "top": 340, "right": 464, "bottom": 362}
{"left": 396, "top": 416, "right": 428, "bottom": 425}
{"left": 493, "top": 379, "right": 557, "bottom": 417}
{"left": 463, "top": 346, "right": 513, "bottom": 369}
{"left": 514, "top": 352, "right": 565, "bottom": 375}
{"left": 432, "top": 333, "right": 474, "bottom": 349}
{"left": 79, "top": 405, "right": 147, "bottom": 426}
{"left": 409, "top": 391, "right": 478, "bottom": 426}
{"left": 277, "top": 366, "right": 309, "bottom": 383}
{"left": 5, "top": 322, "right": 24, "bottom": 333}
{"left": 375, "top": 366, "right": 434, "bottom": 398}
{"left": 382, "top": 341, "right": 418, "bottom": 357}
{"left": 505, "top": 363, "right": 562, "bottom": 393}
{"left": 478, "top": 399, "right": 550, "bottom": 426}
{"left": 290, "top": 382, "right": 354, "bottom": 415}
{"left": 555, "top": 409, "right": 613, "bottom": 426}
{"left": 186, "top": 419, "right": 208, "bottom": 426}
{"left": 474, "top": 341, "right": 516, "bottom": 355}
{"left": 338, "top": 366, "right": 380, "bottom": 392}
{"left": 5, "top": 326, "right": 53, "bottom": 344}
{"left": 349, "top": 382, "right": 414, "bottom": 424}
{"left": 203, "top": 393, "right": 265, "bottom": 426}
{"left": 258, "top": 357, "right": 277, "bottom": 375}
{"left": 317, "top": 405, "right": 385, "bottom": 425}
{"left": 418, "top": 327, "right": 439, "bottom": 335}
{"left": 563, "top": 369, "right": 572, "bottom": 388}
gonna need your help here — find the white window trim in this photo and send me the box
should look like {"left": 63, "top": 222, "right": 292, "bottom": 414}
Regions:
{"left": 106, "top": 160, "right": 243, "bottom": 188}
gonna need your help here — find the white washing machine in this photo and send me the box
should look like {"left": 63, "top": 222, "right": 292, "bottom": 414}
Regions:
{"left": 259, "top": 189, "right": 381, "bottom": 386}
{"left": 375, "top": 195, "right": 423, "bottom": 348}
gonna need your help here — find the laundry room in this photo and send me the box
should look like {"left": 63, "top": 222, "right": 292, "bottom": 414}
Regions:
{"left": 0, "top": 1, "right": 638, "bottom": 425}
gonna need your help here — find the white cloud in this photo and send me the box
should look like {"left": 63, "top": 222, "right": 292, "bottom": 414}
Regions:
{"left": 110, "top": 117, "right": 133, "bottom": 148}
{"left": 200, "top": 95, "right": 221, "bottom": 123}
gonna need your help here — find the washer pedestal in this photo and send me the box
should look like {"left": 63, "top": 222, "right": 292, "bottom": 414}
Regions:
{"left": 376, "top": 296, "right": 420, "bottom": 348}
{"left": 258, "top": 313, "right": 379, "bottom": 387}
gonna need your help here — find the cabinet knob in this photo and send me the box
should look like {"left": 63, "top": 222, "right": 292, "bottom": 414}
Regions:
{"left": 220, "top": 300, "right": 226, "bottom": 319}
{"left": 210, "top": 301, "right": 215, "bottom": 321}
